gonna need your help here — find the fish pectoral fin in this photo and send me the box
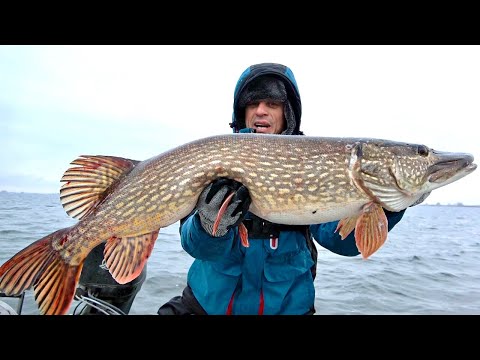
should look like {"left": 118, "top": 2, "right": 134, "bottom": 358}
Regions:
{"left": 104, "top": 230, "right": 159, "bottom": 284}
{"left": 354, "top": 202, "right": 388, "bottom": 259}
{"left": 238, "top": 222, "right": 249, "bottom": 247}
{"left": 335, "top": 216, "right": 358, "bottom": 240}
{"left": 60, "top": 155, "right": 140, "bottom": 220}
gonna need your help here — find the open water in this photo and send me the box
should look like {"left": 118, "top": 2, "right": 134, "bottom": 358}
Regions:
{"left": 1, "top": 191, "right": 479, "bottom": 315}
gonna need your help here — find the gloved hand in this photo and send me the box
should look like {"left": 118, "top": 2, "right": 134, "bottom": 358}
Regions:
{"left": 197, "top": 178, "right": 251, "bottom": 237}
{"left": 410, "top": 191, "right": 431, "bottom": 207}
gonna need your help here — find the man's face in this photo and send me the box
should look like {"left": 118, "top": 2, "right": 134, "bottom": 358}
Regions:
{"left": 245, "top": 100, "right": 286, "bottom": 134}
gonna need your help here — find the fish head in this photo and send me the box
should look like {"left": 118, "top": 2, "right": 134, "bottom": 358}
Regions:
{"left": 352, "top": 140, "right": 477, "bottom": 211}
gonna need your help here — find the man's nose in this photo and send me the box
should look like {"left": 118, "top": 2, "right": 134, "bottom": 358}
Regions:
{"left": 255, "top": 101, "right": 269, "bottom": 114}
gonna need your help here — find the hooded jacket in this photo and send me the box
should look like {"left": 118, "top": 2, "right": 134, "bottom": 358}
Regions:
{"left": 230, "top": 63, "right": 303, "bottom": 135}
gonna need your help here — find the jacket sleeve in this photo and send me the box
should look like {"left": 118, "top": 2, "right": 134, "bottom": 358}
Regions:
{"left": 309, "top": 208, "right": 407, "bottom": 256}
{"left": 179, "top": 210, "right": 237, "bottom": 261}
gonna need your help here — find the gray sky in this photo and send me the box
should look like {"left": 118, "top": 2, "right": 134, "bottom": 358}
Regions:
{"left": 0, "top": 45, "right": 478, "bottom": 205}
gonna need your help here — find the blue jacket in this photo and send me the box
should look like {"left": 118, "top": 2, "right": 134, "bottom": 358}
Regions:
{"left": 180, "top": 209, "right": 405, "bottom": 315}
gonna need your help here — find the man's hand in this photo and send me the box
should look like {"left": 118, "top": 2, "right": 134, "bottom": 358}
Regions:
{"left": 197, "top": 178, "right": 251, "bottom": 237}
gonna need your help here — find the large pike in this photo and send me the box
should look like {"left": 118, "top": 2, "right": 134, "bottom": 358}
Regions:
{"left": 0, "top": 133, "right": 476, "bottom": 314}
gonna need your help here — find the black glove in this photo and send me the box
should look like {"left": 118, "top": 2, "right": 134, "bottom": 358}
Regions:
{"left": 197, "top": 178, "right": 251, "bottom": 237}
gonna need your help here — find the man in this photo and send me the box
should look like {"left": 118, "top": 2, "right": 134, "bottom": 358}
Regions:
{"left": 157, "top": 62, "right": 410, "bottom": 315}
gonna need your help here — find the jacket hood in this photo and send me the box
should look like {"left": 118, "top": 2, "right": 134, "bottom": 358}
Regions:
{"left": 230, "top": 63, "right": 303, "bottom": 135}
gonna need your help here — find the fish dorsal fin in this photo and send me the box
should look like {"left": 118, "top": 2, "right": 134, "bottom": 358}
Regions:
{"left": 60, "top": 155, "right": 140, "bottom": 220}
{"left": 103, "top": 230, "right": 159, "bottom": 284}
{"left": 354, "top": 202, "right": 388, "bottom": 259}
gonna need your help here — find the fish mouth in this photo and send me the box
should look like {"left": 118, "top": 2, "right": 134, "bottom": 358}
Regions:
{"left": 428, "top": 151, "right": 477, "bottom": 183}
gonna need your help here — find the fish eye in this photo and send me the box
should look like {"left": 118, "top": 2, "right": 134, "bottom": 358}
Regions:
{"left": 417, "top": 145, "right": 429, "bottom": 156}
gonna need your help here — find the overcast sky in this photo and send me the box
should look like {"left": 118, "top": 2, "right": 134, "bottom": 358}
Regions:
{"left": 0, "top": 45, "right": 478, "bottom": 205}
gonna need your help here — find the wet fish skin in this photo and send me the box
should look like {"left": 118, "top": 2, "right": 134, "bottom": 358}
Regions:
{"left": 0, "top": 133, "right": 476, "bottom": 314}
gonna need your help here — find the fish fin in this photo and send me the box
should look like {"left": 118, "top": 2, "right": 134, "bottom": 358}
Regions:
{"left": 335, "top": 216, "right": 358, "bottom": 240}
{"left": 212, "top": 191, "right": 236, "bottom": 236}
{"left": 104, "top": 230, "right": 159, "bottom": 284}
{"left": 238, "top": 222, "right": 249, "bottom": 247}
{"left": 354, "top": 202, "right": 388, "bottom": 259}
{"left": 0, "top": 227, "right": 83, "bottom": 315}
{"left": 60, "top": 155, "right": 140, "bottom": 220}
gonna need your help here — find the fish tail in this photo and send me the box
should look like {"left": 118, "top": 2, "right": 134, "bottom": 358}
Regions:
{"left": 0, "top": 227, "right": 83, "bottom": 315}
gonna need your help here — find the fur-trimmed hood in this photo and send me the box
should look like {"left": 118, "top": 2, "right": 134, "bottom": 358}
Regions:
{"left": 230, "top": 63, "right": 302, "bottom": 135}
